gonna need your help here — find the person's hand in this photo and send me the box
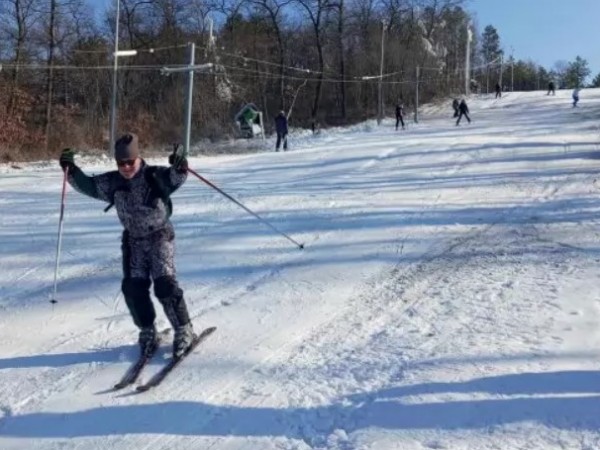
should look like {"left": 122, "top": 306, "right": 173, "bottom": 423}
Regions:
{"left": 59, "top": 148, "right": 76, "bottom": 170}
{"left": 174, "top": 157, "right": 188, "bottom": 173}
{"left": 168, "top": 144, "right": 188, "bottom": 173}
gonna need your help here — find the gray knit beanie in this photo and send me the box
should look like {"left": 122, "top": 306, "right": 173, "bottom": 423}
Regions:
{"left": 114, "top": 133, "right": 140, "bottom": 160}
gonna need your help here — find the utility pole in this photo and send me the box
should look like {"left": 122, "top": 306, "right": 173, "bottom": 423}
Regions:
{"left": 161, "top": 60, "right": 214, "bottom": 154}
{"left": 204, "top": 17, "right": 214, "bottom": 58}
{"left": 510, "top": 46, "right": 514, "bottom": 91}
{"left": 499, "top": 54, "right": 503, "bottom": 89}
{"left": 109, "top": 0, "right": 121, "bottom": 153}
{"left": 414, "top": 66, "right": 419, "bottom": 123}
{"left": 183, "top": 42, "right": 195, "bottom": 155}
{"left": 377, "top": 20, "right": 385, "bottom": 125}
{"left": 209, "top": 17, "right": 215, "bottom": 47}
{"left": 465, "top": 25, "right": 472, "bottom": 96}
{"left": 109, "top": 0, "right": 139, "bottom": 153}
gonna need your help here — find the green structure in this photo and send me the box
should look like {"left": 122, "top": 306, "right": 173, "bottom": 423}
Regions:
{"left": 234, "top": 103, "right": 263, "bottom": 138}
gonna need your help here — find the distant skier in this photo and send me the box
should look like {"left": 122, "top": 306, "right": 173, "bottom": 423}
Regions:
{"left": 547, "top": 81, "right": 556, "bottom": 96}
{"left": 572, "top": 88, "right": 581, "bottom": 107}
{"left": 456, "top": 99, "right": 471, "bottom": 126}
{"left": 395, "top": 102, "right": 405, "bottom": 130}
{"left": 452, "top": 98, "right": 460, "bottom": 118}
{"left": 275, "top": 110, "right": 288, "bottom": 151}
{"left": 58, "top": 133, "right": 196, "bottom": 359}
{"left": 495, "top": 82, "right": 502, "bottom": 99}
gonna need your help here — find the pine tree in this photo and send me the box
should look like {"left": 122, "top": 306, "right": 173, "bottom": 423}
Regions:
{"left": 481, "top": 25, "right": 503, "bottom": 65}
{"left": 564, "top": 56, "right": 590, "bottom": 88}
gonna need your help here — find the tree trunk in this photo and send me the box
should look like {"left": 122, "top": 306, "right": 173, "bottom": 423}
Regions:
{"left": 45, "top": 0, "right": 57, "bottom": 151}
{"left": 8, "top": 0, "right": 26, "bottom": 114}
{"left": 337, "top": 0, "right": 346, "bottom": 119}
{"left": 311, "top": 38, "right": 324, "bottom": 130}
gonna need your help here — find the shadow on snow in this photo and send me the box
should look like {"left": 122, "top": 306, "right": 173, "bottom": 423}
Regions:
{"left": 2, "top": 370, "right": 600, "bottom": 439}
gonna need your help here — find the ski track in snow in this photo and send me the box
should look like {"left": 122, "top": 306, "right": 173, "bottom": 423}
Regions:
{"left": 2, "top": 89, "right": 600, "bottom": 449}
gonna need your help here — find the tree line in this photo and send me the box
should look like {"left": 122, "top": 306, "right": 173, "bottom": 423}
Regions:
{"left": 0, "top": 0, "right": 596, "bottom": 161}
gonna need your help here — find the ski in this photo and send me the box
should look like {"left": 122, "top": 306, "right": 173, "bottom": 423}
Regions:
{"left": 136, "top": 326, "right": 216, "bottom": 393}
{"left": 113, "top": 328, "right": 171, "bottom": 390}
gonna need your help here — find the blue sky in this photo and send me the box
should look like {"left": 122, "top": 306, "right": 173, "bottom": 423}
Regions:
{"left": 468, "top": 0, "right": 600, "bottom": 79}
{"left": 88, "top": 0, "right": 600, "bottom": 80}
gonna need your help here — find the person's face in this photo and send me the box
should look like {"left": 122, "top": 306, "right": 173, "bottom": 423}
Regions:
{"left": 116, "top": 157, "right": 141, "bottom": 179}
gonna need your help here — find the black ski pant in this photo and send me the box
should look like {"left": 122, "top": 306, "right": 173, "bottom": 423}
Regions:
{"left": 395, "top": 116, "right": 405, "bottom": 130}
{"left": 121, "top": 225, "right": 191, "bottom": 330}
{"left": 456, "top": 112, "right": 471, "bottom": 125}
{"left": 276, "top": 132, "right": 288, "bottom": 151}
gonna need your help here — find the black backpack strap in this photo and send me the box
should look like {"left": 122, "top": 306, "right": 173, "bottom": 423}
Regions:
{"left": 144, "top": 166, "right": 173, "bottom": 217}
{"left": 103, "top": 177, "right": 130, "bottom": 213}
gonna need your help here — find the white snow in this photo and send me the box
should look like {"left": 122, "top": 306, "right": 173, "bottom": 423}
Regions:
{"left": 2, "top": 89, "right": 600, "bottom": 450}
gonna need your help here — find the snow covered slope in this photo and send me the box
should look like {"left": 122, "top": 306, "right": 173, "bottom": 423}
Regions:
{"left": 2, "top": 89, "right": 600, "bottom": 450}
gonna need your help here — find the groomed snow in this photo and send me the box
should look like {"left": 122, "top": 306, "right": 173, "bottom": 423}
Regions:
{"left": 2, "top": 89, "right": 600, "bottom": 450}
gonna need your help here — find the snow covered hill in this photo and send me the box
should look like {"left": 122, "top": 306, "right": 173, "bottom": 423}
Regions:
{"left": 2, "top": 89, "right": 600, "bottom": 450}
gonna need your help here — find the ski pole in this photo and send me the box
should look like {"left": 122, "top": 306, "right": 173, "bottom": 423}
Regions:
{"left": 187, "top": 168, "right": 304, "bottom": 250}
{"left": 50, "top": 166, "right": 69, "bottom": 304}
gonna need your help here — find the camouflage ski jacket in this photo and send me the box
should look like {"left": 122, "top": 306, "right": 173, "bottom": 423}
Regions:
{"left": 67, "top": 160, "right": 187, "bottom": 238}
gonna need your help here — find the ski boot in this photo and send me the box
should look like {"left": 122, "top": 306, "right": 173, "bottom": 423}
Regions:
{"left": 138, "top": 325, "right": 159, "bottom": 357}
{"left": 173, "top": 323, "right": 195, "bottom": 358}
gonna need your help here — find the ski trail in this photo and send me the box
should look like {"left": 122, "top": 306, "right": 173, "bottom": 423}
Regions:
{"left": 130, "top": 114, "right": 544, "bottom": 450}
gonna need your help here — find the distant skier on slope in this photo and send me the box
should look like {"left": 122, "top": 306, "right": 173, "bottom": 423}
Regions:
{"left": 547, "top": 81, "right": 556, "bottom": 95}
{"left": 495, "top": 82, "right": 502, "bottom": 99}
{"left": 456, "top": 99, "right": 471, "bottom": 126}
{"left": 572, "top": 88, "right": 581, "bottom": 107}
{"left": 395, "top": 101, "right": 405, "bottom": 130}
{"left": 274, "top": 110, "right": 288, "bottom": 151}
{"left": 452, "top": 98, "right": 460, "bottom": 118}
{"left": 59, "top": 133, "right": 196, "bottom": 359}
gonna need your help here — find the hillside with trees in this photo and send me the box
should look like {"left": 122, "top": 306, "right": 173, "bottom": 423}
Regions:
{"left": 0, "top": 0, "right": 595, "bottom": 161}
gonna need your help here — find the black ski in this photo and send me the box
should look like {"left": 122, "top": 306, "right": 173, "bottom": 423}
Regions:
{"left": 113, "top": 328, "right": 171, "bottom": 390}
{"left": 136, "top": 326, "right": 216, "bottom": 393}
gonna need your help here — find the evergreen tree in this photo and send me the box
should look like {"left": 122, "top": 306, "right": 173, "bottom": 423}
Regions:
{"left": 564, "top": 56, "right": 590, "bottom": 88}
{"left": 480, "top": 25, "right": 503, "bottom": 64}
{"left": 591, "top": 72, "right": 600, "bottom": 88}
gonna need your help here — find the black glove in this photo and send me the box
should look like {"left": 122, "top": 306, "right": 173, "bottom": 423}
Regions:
{"left": 59, "top": 148, "right": 76, "bottom": 170}
{"left": 168, "top": 144, "right": 188, "bottom": 173}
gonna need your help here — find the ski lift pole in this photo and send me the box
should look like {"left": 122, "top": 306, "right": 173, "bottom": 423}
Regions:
{"left": 50, "top": 166, "right": 69, "bottom": 304}
{"left": 160, "top": 58, "right": 213, "bottom": 155}
{"left": 183, "top": 42, "right": 195, "bottom": 156}
{"left": 187, "top": 168, "right": 304, "bottom": 250}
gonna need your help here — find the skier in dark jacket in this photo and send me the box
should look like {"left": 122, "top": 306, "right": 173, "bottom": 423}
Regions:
{"left": 495, "top": 82, "right": 502, "bottom": 99}
{"left": 395, "top": 102, "right": 405, "bottom": 130}
{"left": 572, "top": 88, "right": 581, "bottom": 107}
{"left": 274, "top": 111, "right": 288, "bottom": 151}
{"left": 58, "top": 133, "right": 195, "bottom": 358}
{"left": 547, "top": 81, "right": 556, "bottom": 96}
{"left": 456, "top": 99, "right": 471, "bottom": 125}
{"left": 452, "top": 98, "right": 460, "bottom": 118}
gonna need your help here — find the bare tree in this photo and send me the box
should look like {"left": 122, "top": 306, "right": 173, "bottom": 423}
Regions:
{"left": 1, "top": 0, "right": 41, "bottom": 113}
{"left": 249, "top": 0, "right": 291, "bottom": 110}
{"left": 333, "top": 0, "right": 346, "bottom": 118}
{"left": 44, "top": 0, "right": 57, "bottom": 149}
{"left": 294, "top": 0, "right": 336, "bottom": 128}
{"left": 34, "top": 0, "right": 93, "bottom": 149}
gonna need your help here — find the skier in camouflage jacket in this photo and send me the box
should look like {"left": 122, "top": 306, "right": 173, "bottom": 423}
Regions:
{"left": 59, "top": 133, "right": 194, "bottom": 358}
